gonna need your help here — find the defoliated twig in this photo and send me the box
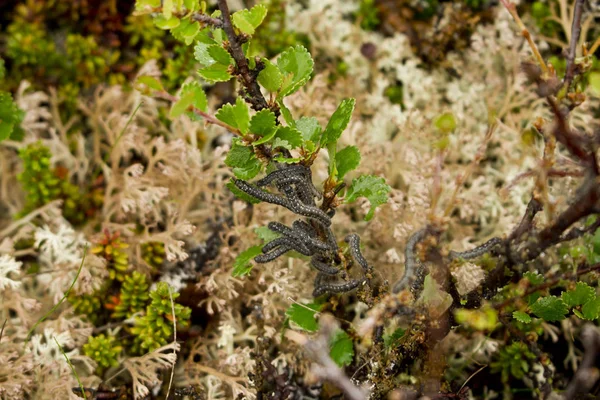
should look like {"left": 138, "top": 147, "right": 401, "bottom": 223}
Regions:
{"left": 500, "top": 0, "right": 549, "bottom": 76}
{"left": 563, "top": 0, "right": 585, "bottom": 90}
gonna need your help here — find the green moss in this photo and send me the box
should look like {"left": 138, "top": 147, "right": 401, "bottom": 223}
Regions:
{"left": 130, "top": 282, "right": 191, "bottom": 354}
{"left": 490, "top": 342, "right": 536, "bottom": 382}
{"left": 17, "top": 143, "right": 62, "bottom": 215}
{"left": 91, "top": 231, "right": 130, "bottom": 282}
{"left": 356, "top": 0, "right": 380, "bottom": 31}
{"left": 112, "top": 271, "right": 150, "bottom": 319}
{"left": 83, "top": 334, "right": 123, "bottom": 373}
{"left": 69, "top": 293, "right": 102, "bottom": 323}
{"left": 142, "top": 241, "right": 167, "bottom": 269}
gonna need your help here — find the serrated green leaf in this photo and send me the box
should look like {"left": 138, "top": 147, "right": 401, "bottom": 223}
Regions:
{"left": 562, "top": 282, "right": 595, "bottom": 308}
{"left": 194, "top": 42, "right": 214, "bottom": 65}
{"left": 225, "top": 138, "right": 255, "bottom": 168}
{"left": 512, "top": 311, "right": 532, "bottom": 324}
{"left": 198, "top": 64, "right": 232, "bottom": 82}
{"left": 345, "top": 175, "right": 391, "bottom": 221}
{"left": 226, "top": 180, "right": 261, "bottom": 204}
{"left": 296, "top": 117, "right": 321, "bottom": 142}
{"left": 181, "top": 81, "right": 207, "bottom": 112}
{"left": 274, "top": 126, "right": 303, "bottom": 149}
{"left": 285, "top": 302, "right": 322, "bottom": 332}
{"left": 255, "top": 226, "right": 281, "bottom": 242}
{"left": 136, "top": 75, "right": 163, "bottom": 91}
{"left": 249, "top": 109, "right": 276, "bottom": 137}
{"left": 523, "top": 271, "right": 544, "bottom": 285}
{"left": 383, "top": 327, "right": 406, "bottom": 348}
{"left": 232, "top": 4, "right": 267, "bottom": 34}
{"left": 335, "top": 146, "right": 361, "bottom": 179}
{"left": 329, "top": 330, "right": 354, "bottom": 367}
{"left": 171, "top": 17, "right": 200, "bottom": 45}
{"left": 184, "top": 0, "right": 198, "bottom": 11}
{"left": 232, "top": 245, "right": 263, "bottom": 277}
{"left": 582, "top": 297, "right": 600, "bottom": 320}
{"left": 258, "top": 58, "right": 282, "bottom": 92}
{"left": 207, "top": 45, "right": 233, "bottom": 65}
{"left": 277, "top": 99, "right": 295, "bottom": 126}
{"left": 154, "top": 15, "right": 180, "bottom": 29}
{"left": 277, "top": 45, "right": 314, "bottom": 98}
{"left": 252, "top": 127, "right": 278, "bottom": 145}
{"left": 216, "top": 97, "right": 250, "bottom": 134}
{"left": 530, "top": 296, "right": 569, "bottom": 322}
{"left": 233, "top": 163, "right": 261, "bottom": 180}
{"left": 322, "top": 98, "right": 355, "bottom": 145}
{"left": 273, "top": 155, "right": 302, "bottom": 163}
{"left": 169, "top": 90, "right": 196, "bottom": 119}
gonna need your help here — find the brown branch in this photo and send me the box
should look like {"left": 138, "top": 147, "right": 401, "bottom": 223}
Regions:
{"left": 563, "top": 0, "right": 585, "bottom": 90}
{"left": 563, "top": 325, "right": 600, "bottom": 400}
{"left": 508, "top": 197, "right": 542, "bottom": 242}
{"left": 217, "top": 0, "right": 270, "bottom": 113}
{"left": 190, "top": 13, "right": 223, "bottom": 27}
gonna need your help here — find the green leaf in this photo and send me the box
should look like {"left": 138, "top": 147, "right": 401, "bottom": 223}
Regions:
{"left": 296, "top": 117, "right": 321, "bottom": 142}
{"left": 335, "top": 146, "right": 361, "bottom": 179}
{"left": 277, "top": 99, "right": 295, "bottom": 126}
{"left": 258, "top": 59, "right": 283, "bottom": 92}
{"left": 0, "top": 91, "right": 24, "bottom": 142}
{"left": 530, "top": 296, "right": 569, "bottom": 322}
{"left": 589, "top": 72, "right": 600, "bottom": 96}
{"left": 277, "top": 45, "right": 314, "bottom": 98}
{"left": 274, "top": 126, "right": 303, "bottom": 149}
{"left": 170, "top": 91, "right": 195, "bottom": 118}
{"left": 252, "top": 127, "right": 278, "bottom": 145}
{"left": 232, "top": 245, "right": 263, "bottom": 277}
{"left": 523, "top": 271, "right": 544, "bottom": 285}
{"left": 194, "top": 42, "right": 215, "bottom": 65}
{"left": 136, "top": 75, "right": 163, "bottom": 91}
{"left": 249, "top": 109, "right": 276, "bottom": 137}
{"left": 154, "top": 15, "right": 180, "bottom": 29}
{"left": 345, "top": 175, "right": 391, "bottom": 221}
{"left": 434, "top": 112, "right": 457, "bottom": 134}
{"left": 285, "top": 302, "right": 322, "bottom": 332}
{"left": 329, "top": 330, "right": 354, "bottom": 367}
{"left": 512, "top": 311, "right": 532, "bottom": 324}
{"left": 232, "top": 4, "right": 268, "bottom": 34}
{"left": 255, "top": 226, "right": 281, "bottom": 242}
{"left": 383, "top": 327, "right": 406, "bottom": 348}
{"left": 198, "top": 64, "right": 232, "bottom": 82}
{"left": 582, "top": 297, "right": 600, "bottom": 320}
{"left": 171, "top": 17, "right": 200, "bottom": 45}
{"left": 322, "top": 98, "right": 356, "bottom": 145}
{"left": 454, "top": 307, "right": 498, "bottom": 331}
{"left": 224, "top": 139, "right": 262, "bottom": 179}
{"left": 163, "top": 0, "right": 173, "bottom": 18}
{"left": 227, "top": 180, "right": 260, "bottom": 204}
{"left": 216, "top": 97, "right": 250, "bottom": 134}
{"left": 207, "top": 45, "right": 233, "bottom": 65}
{"left": 273, "top": 155, "right": 302, "bottom": 163}
{"left": 562, "top": 282, "right": 596, "bottom": 308}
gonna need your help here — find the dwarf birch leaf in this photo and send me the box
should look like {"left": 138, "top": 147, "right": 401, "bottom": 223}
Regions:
{"left": 530, "top": 296, "right": 568, "bottom": 322}
{"left": 258, "top": 58, "right": 283, "bottom": 92}
{"left": 345, "top": 175, "right": 391, "bottom": 221}
{"left": 216, "top": 97, "right": 250, "bottom": 134}
{"left": 232, "top": 4, "right": 267, "bottom": 34}
{"left": 322, "top": 98, "right": 355, "bottom": 145}
{"left": 562, "top": 282, "right": 595, "bottom": 308}
{"left": 513, "top": 311, "right": 532, "bottom": 324}
{"left": 207, "top": 44, "right": 233, "bottom": 65}
{"left": 232, "top": 245, "right": 263, "bottom": 277}
{"left": 277, "top": 45, "right": 314, "bottom": 98}
{"left": 169, "top": 90, "right": 196, "bottom": 118}
{"left": 582, "top": 297, "right": 600, "bottom": 320}
{"left": 249, "top": 109, "right": 276, "bottom": 137}
{"left": 285, "top": 302, "right": 322, "bottom": 332}
{"left": 335, "top": 146, "right": 361, "bottom": 179}
{"left": 296, "top": 116, "right": 321, "bottom": 142}
{"left": 198, "top": 64, "right": 231, "bottom": 82}
{"left": 329, "top": 330, "right": 354, "bottom": 367}
{"left": 274, "top": 126, "right": 303, "bottom": 149}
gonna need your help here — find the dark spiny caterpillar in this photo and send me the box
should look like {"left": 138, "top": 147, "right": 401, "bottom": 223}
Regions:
{"left": 393, "top": 228, "right": 430, "bottom": 295}
{"left": 236, "top": 163, "right": 375, "bottom": 297}
{"left": 449, "top": 237, "right": 503, "bottom": 260}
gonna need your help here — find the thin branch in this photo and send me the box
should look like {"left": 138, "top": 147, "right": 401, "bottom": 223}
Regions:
{"left": 190, "top": 13, "right": 223, "bottom": 27}
{"left": 563, "top": 325, "right": 600, "bottom": 400}
{"left": 217, "top": 0, "right": 270, "bottom": 113}
{"left": 508, "top": 197, "right": 542, "bottom": 242}
{"left": 500, "top": 0, "right": 549, "bottom": 75}
{"left": 563, "top": 0, "right": 585, "bottom": 90}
